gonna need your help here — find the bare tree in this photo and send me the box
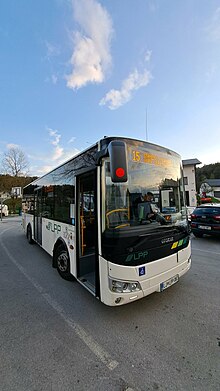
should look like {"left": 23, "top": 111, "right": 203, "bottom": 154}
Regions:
{"left": 2, "top": 147, "right": 29, "bottom": 177}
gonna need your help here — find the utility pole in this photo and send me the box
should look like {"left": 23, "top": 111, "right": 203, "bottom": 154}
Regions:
{"left": 0, "top": 197, "right": 2, "bottom": 222}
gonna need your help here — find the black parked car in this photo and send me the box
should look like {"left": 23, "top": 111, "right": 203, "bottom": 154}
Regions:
{"left": 190, "top": 203, "right": 220, "bottom": 238}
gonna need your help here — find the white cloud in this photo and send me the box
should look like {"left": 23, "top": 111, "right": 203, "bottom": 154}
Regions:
{"left": 33, "top": 165, "right": 54, "bottom": 176}
{"left": 66, "top": 0, "right": 113, "bottom": 89}
{"left": 44, "top": 42, "right": 59, "bottom": 86}
{"left": 0, "top": 132, "right": 81, "bottom": 177}
{"left": 48, "top": 128, "right": 61, "bottom": 145}
{"left": 145, "top": 50, "right": 152, "bottom": 62}
{"left": 34, "top": 145, "right": 80, "bottom": 176}
{"left": 68, "top": 137, "right": 76, "bottom": 143}
{"left": 6, "top": 143, "right": 19, "bottom": 149}
{"left": 44, "top": 74, "right": 58, "bottom": 85}
{"left": 45, "top": 41, "right": 60, "bottom": 59}
{"left": 206, "top": 7, "right": 220, "bottom": 41}
{"left": 52, "top": 145, "right": 64, "bottom": 161}
{"left": 100, "top": 68, "right": 152, "bottom": 110}
{"left": 29, "top": 128, "right": 80, "bottom": 176}
{"left": 47, "top": 128, "right": 66, "bottom": 161}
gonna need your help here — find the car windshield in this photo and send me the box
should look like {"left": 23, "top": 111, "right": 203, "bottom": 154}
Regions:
{"left": 103, "top": 142, "right": 187, "bottom": 232}
{"left": 196, "top": 207, "right": 220, "bottom": 214}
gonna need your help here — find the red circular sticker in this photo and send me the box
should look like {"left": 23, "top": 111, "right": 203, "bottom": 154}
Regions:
{"left": 116, "top": 167, "right": 125, "bottom": 177}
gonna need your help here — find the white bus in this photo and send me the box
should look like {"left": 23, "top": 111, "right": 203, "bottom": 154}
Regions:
{"left": 22, "top": 137, "right": 191, "bottom": 306}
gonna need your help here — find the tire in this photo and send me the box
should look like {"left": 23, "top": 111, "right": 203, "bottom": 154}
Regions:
{"left": 27, "top": 225, "right": 34, "bottom": 244}
{"left": 193, "top": 231, "right": 203, "bottom": 238}
{"left": 55, "top": 245, "right": 74, "bottom": 281}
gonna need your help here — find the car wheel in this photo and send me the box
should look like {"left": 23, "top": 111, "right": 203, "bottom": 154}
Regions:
{"left": 55, "top": 245, "right": 74, "bottom": 281}
{"left": 27, "top": 225, "right": 34, "bottom": 244}
{"left": 193, "top": 232, "right": 203, "bottom": 238}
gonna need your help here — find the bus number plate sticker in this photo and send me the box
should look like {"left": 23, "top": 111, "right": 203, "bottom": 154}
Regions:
{"left": 139, "top": 266, "right": 146, "bottom": 276}
{"left": 160, "top": 275, "right": 179, "bottom": 292}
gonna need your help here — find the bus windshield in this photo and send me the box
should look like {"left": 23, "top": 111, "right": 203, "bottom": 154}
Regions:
{"left": 103, "top": 142, "right": 187, "bottom": 232}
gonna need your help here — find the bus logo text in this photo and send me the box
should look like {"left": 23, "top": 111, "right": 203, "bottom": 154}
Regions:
{"left": 46, "top": 222, "right": 61, "bottom": 233}
{"left": 125, "top": 251, "right": 148, "bottom": 263}
{"left": 161, "top": 236, "right": 174, "bottom": 244}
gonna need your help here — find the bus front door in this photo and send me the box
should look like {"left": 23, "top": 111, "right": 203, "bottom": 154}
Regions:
{"left": 34, "top": 187, "right": 42, "bottom": 245}
{"left": 76, "top": 171, "right": 99, "bottom": 296}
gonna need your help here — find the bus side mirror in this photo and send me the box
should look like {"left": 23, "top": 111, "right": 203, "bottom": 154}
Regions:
{"left": 108, "top": 141, "right": 128, "bottom": 182}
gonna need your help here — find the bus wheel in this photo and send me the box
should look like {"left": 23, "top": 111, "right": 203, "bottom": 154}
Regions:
{"left": 27, "top": 225, "right": 33, "bottom": 244}
{"left": 55, "top": 245, "right": 74, "bottom": 281}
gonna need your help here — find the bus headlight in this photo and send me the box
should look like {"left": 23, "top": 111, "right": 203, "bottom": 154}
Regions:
{"left": 109, "top": 279, "right": 141, "bottom": 293}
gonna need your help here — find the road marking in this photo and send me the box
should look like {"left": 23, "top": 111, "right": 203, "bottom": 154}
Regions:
{"left": 0, "top": 234, "right": 119, "bottom": 371}
{"left": 0, "top": 226, "right": 13, "bottom": 235}
{"left": 192, "top": 247, "right": 220, "bottom": 256}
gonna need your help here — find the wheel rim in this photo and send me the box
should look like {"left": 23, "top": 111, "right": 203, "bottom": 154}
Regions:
{"left": 57, "top": 251, "right": 68, "bottom": 272}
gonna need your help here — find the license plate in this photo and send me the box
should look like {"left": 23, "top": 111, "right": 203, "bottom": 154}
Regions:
{"left": 160, "top": 275, "right": 179, "bottom": 291}
{"left": 198, "top": 225, "right": 211, "bottom": 230}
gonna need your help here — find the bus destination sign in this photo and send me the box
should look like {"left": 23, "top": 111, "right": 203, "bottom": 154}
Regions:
{"left": 130, "top": 149, "right": 172, "bottom": 168}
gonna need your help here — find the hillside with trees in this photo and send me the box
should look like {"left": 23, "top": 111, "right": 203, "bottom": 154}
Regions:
{"left": 0, "top": 175, "right": 37, "bottom": 194}
{"left": 0, "top": 175, "right": 37, "bottom": 214}
{"left": 196, "top": 163, "right": 220, "bottom": 191}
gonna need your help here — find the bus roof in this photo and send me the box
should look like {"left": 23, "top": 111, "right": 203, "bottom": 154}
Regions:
{"left": 24, "top": 136, "right": 181, "bottom": 188}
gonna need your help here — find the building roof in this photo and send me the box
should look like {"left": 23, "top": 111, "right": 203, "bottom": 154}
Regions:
{"left": 203, "top": 179, "right": 220, "bottom": 187}
{"left": 182, "top": 158, "right": 202, "bottom": 166}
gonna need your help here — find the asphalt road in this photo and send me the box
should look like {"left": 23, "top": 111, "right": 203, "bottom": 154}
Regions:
{"left": 0, "top": 217, "right": 219, "bottom": 391}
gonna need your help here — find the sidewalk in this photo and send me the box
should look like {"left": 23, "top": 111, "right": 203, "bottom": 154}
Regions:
{"left": 0, "top": 215, "right": 22, "bottom": 223}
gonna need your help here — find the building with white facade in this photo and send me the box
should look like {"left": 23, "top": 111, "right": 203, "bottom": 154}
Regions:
{"left": 200, "top": 179, "right": 220, "bottom": 199}
{"left": 11, "top": 187, "right": 22, "bottom": 198}
{"left": 182, "top": 158, "right": 201, "bottom": 207}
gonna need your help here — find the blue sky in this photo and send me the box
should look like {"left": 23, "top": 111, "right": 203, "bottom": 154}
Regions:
{"left": 0, "top": 0, "right": 220, "bottom": 176}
